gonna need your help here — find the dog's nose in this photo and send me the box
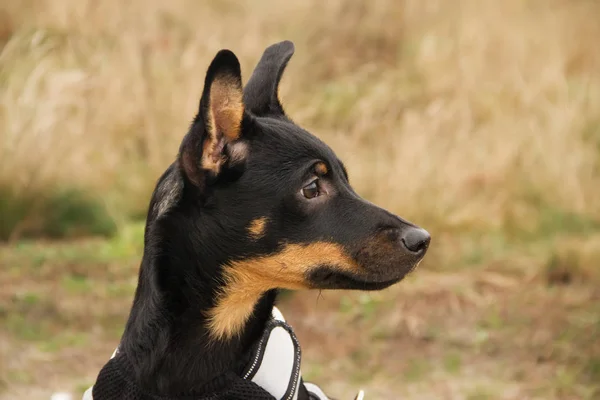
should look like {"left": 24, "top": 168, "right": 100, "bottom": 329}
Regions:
{"left": 401, "top": 227, "right": 430, "bottom": 253}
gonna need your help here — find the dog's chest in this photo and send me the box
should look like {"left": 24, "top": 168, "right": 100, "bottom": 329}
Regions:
{"left": 84, "top": 307, "right": 317, "bottom": 400}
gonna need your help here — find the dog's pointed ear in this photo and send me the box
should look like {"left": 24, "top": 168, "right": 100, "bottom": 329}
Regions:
{"left": 243, "top": 40, "right": 295, "bottom": 117}
{"left": 178, "top": 49, "right": 248, "bottom": 189}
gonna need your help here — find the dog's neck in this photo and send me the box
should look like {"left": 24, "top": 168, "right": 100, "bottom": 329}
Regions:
{"left": 119, "top": 240, "right": 277, "bottom": 395}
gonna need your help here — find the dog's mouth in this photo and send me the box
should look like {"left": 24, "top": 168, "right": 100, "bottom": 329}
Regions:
{"left": 306, "top": 264, "right": 419, "bottom": 291}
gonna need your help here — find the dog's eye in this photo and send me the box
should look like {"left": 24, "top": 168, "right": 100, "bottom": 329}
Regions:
{"left": 302, "top": 180, "right": 320, "bottom": 199}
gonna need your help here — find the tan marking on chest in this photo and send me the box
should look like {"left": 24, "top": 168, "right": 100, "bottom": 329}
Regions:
{"left": 206, "top": 242, "right": 361, "bottom": 340}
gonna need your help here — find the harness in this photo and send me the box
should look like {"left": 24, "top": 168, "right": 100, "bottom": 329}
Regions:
{"left": 83, "top": 307, "right": 363, "bottom": 400}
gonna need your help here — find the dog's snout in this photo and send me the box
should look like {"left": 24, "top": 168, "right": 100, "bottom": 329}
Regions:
{"left": 401, "top": 227, "right": 430, "bottom": 254}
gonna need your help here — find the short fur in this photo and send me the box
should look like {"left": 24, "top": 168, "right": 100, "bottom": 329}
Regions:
{"left": 99, "top": 40, "right": 431, "bottom": 399}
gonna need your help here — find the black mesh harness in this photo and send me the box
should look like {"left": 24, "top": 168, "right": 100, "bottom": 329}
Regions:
{"left": 83, "top": 307, "right": 332, "bottom": 400}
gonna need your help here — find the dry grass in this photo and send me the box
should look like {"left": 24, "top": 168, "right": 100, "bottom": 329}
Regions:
{"left": 2, "top": 0, "right": 599, "bottom": 237}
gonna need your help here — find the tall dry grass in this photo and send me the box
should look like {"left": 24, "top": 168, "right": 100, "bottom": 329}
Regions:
{"left": 1, "top": 0, "right": 599, "bottom": 240}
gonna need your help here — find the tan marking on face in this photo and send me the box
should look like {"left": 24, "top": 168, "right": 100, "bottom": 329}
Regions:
{"left": 207, "top": 242, "right": 362, "bottom": 340}
{"left": 201, "top": 75, "right": 244, "bottom": 174}
{"left": 247, "top": 217, "right": 268, "bottom": 240}
{"left": 315, "top": 162, "right": 328, "bottom": 176}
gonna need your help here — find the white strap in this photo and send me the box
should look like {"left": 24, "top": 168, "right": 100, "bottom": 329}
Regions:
{"left": 82, "top": 387, "right": 93, "bottom": 400}
{"left": 304, "top": 383, "right": 329, "bottom": 400}
{"left": 271, "top": 306, "right": 286, "bottom": 321}
{"left": 246, "top": 307, "right": 301, "bottom": 400}
{"left": 250, "top": 324, "right": 299, "bottom": 399}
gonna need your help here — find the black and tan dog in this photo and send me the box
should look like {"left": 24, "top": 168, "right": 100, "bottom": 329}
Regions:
{"left": 86, "top": 41, "right": 430, "bottom": 400}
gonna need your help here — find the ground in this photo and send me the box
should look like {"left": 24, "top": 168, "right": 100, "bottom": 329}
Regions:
{"left": 1, "top": 223, "right": 598, "bottom": 400}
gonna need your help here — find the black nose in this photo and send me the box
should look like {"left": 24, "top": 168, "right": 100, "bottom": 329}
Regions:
{"left": 401, "top": 227, "right": 431, "bottom": 253}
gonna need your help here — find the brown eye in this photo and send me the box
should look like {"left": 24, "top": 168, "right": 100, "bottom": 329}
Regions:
{"left": 302, "top": 180, "right": 320, "bottom": 199}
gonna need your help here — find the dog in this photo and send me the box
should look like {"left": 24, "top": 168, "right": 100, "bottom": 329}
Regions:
{"left": 85, "top": 40, "right": 430, "bottom": 400}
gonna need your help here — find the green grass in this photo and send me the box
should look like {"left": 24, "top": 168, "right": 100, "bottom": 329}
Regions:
{"left": 4, "top": 313, "right": 49, "bottom": 341}
{"left": 532, "top": 207, "right": 600, "bottom": 239}
{"left": 61, "top": 274, "right": 92, "bottom": 294}
{"left": 442, "top": 352, "right": 462, "bottom": 375}
{"left": 38, "top": 332, "right": 89, "bottom": 353}
{"left": 18, "top": 291, "right": 41, "bottom": 306}
{"left": 6, "top": 370, "right": 34, "bottom": 385}
{"left": 466, "top": 387, "right": 494, "bottom": 400}
{"left": 403, "top": 358, "right": 429, "bottom": 382}
{"left": 301, "top": 364, "right": 324, "bottom": 383}
{"left": 0, "top": 185, "right": 118, "bottom": 241}
{"left": 3, "top": 221, "right": 145, "bottom": 267}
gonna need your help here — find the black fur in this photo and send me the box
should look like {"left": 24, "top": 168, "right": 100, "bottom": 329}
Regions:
{"left": 96, "top": 41, "right": 431, "bottom": 399}
{"left": 243, "top": 40, "right": 295, "bottom": 117}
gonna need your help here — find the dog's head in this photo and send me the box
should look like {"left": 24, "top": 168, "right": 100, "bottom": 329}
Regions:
{"left": 146, "top": 41, "right": 430, "bottom": 339}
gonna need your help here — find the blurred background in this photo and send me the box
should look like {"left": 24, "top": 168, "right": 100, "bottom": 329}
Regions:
{"left": 1, "top": 0, "right": 599, "bottom": 399}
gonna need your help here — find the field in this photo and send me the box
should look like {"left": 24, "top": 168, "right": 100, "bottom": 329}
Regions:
{"left": 1, "top": 0, "right": 600, "bottom": 399}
